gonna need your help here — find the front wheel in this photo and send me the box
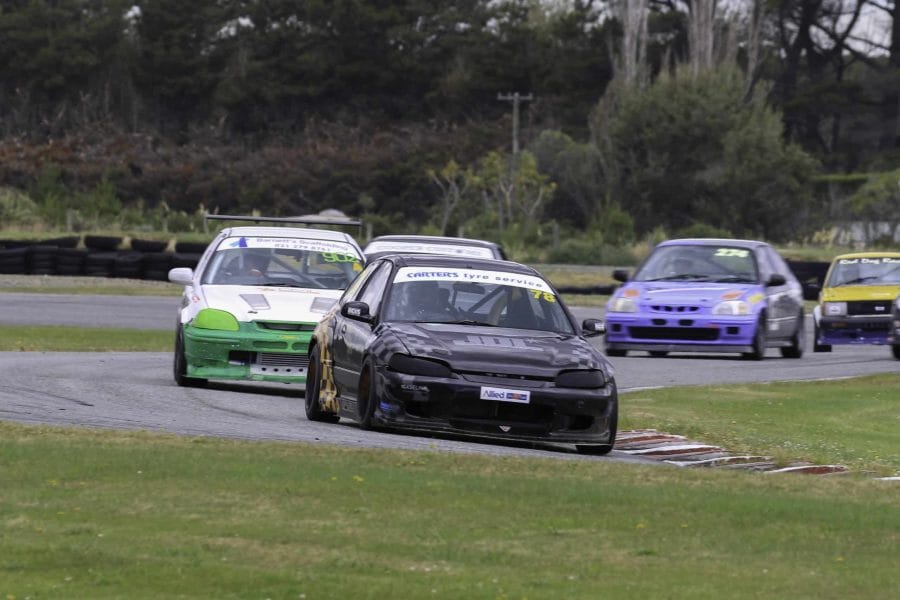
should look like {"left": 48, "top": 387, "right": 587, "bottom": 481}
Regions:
{"left": 892, "top": 345, "right": 900, "bottom": 360}
{"left": 742, "top": 316, "right": 766, "bottom": 360}
{"left": 174, "top": 326, "right": 207, "bottom": 388}
{"left": 356, "top": 360, "right": 378, "bottom": 430}
{"left": 305, "top": 348, "right": 339, "bottom": 423}
{"left": 780, "top": 311, "right": 805, "bottom": 358}
{"left": 813, "top": 322, "right": 832, "bottom": 353}
{"left": 576, "top": 398, "right": 618, "bottom": 456}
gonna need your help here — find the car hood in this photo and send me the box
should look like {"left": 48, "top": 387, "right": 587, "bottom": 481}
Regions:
{"left": 379, "top": 322, "right": 612, "bottom": 377}
{"left": 621, "top": 282, "right": 761, "bottom": 305}
{"left": 820, "top": 285, "right": 900, "bottom": 302}
{"left": 200, "top": 284, "right": 341, "bottom": 323}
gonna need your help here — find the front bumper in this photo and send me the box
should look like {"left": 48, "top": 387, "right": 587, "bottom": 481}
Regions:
{"left": 817, "top": 315, "right": 892, "bottom": 345}
{"left": 183, "top": 322, "right": 313, "bottom": 383}
{"left": 604, "top": 313, "right": 757, "bottom": 353}
{"left": 369, "top": 365, "right": 617, "bottom": 445}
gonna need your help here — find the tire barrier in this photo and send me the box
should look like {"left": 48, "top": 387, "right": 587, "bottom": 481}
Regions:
{"left": 0, "top": 236, "right": 204, "bottom": 281}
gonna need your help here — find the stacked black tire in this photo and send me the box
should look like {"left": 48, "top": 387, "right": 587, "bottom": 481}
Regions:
{"left": 0, "top": 235, "right": 204, "bottom": 280}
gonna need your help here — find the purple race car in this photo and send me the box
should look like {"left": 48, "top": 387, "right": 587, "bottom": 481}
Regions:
{"left": 604, "top": 238, "right": 805, "bottom": 360}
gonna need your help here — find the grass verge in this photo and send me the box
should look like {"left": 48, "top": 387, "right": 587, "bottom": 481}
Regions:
{"left": 0, "top": 325, "right": 173, "bottom": 351}
{"left": 621, "top": 374, "right": 900, "bottom": 475}
{"left": 1, "top": 422, "right": 897, "bottom": 600}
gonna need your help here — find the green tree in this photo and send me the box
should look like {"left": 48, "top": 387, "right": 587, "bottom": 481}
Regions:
{"left": 593, "top": 68, "right": 819, "bottom": 241}
{"left": 850, "top": 169, "right": 900, "bottom": 245}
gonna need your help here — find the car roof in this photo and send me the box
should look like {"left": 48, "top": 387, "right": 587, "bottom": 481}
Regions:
{"left": 379, "top": 253, "right": 540, "bottom": 276}
{"left": 364, "top": 234, "right": 500, "bottom": 249}
{"left": 658, "top": 238, "right": 770, "bottom": 249}
{"left": 219, "top": 226, "right": 359, "bottom": 244}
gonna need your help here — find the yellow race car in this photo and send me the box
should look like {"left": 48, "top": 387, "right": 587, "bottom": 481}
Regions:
{"left": 813, "top": 252, "right": 900, "bottom": 352}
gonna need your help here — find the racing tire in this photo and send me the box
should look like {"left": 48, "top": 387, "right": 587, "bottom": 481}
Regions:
{"left": 305, "top": 347, "right": 340, "bottom": 423}
{"left": 174, "top": 327, "right": 207, "bottom": 388}
{"left": 356, "top": 360, "right": 378, "bottom": 430}
{"left": 576, "top": 399, "right": 618, "bottom": 456}
{"left": 892, "top": 345, "right": 900, "bottom": 360}
{"left": 812, "top": 322, "right": 832, "bottom": 353}
{"left": 742, "top": 316, "right": 766, "bottom": 360}
{"left": 648, "top": 350, "right": 669, "bottom": 358}
{"left": 780, "top": 310, "right": 805, "bottom": 359}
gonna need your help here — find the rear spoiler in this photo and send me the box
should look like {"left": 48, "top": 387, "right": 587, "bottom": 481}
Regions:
{"left": 204, "top": 213, "right": 364, "bottom": 236}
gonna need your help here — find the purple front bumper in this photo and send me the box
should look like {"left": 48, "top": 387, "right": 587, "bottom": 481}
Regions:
{"left": 605, "top": 313, "right": 758, "bottom": 353}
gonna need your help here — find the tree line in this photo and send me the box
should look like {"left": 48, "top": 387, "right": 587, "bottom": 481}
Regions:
{"left": 0, "top": 1, "right": 898, "bottom": 255}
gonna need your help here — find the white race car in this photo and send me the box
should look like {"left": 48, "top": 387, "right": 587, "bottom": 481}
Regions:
{"left": 168, "top": 219, "right": 364, "bottom": 387}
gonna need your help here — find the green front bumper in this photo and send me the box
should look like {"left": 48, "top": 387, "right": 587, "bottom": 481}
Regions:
{"left": 182, "top": 321, "right": 313, "bottom": 383}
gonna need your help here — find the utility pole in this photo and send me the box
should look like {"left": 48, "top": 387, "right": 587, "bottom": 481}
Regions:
{"left": 497, "top": 92, "right": 533, "bottom": 155}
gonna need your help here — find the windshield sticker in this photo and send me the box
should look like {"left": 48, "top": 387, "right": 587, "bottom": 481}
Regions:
{"left": 838, "top": 257, "right": 900, "bottom": 265}
{"left": 394, "top": 267, "right": 553, "bottom": 292}
{"left": 365, "top": 241, "right": 495, "bottom": 259}
{"left": 714, "top": 248, "right": 750, "bottom": 258}
{"left": 218, "top": 237, "right": 361, "bottom": 257}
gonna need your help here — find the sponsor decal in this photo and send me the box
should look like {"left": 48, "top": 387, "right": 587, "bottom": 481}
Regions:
{"left": 365, "top": 241, "right": 496, "bottom": 259}
{"left": 623, "top": 287, "right": 640, "bottom": 298}
{"left": 219, "top": 237, "right": 361, "bottom": 257}
{"left": 721, "top": 290, "right": 743, "bottom": 300}
{"left": 748, "top": 292, "right": 765, "bottom": 304}
{"left": 401, "top": 383, "right": 429, "bottom": 392}
{"left": 480, "top": 386, "right": 531, "bottom": 404}
{"left": 838, "top": 257, "right": 900, "bottom": 265}
{"left": 394, "top": 267, "right": 553, "bottom": 292}
{"left": 714, "top": 248, "right": 750, "bottom": 258}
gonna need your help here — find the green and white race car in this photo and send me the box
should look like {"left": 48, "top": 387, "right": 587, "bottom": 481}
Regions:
{"left": 168, "top": 221, "right": 364, "bottom": 388}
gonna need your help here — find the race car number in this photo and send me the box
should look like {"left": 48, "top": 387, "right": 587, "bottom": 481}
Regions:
{"left": 529, "top": 289, "right": 556, "bottom": 303}
{"left": 321, "top": 252, "right": 360, "bottom": 263}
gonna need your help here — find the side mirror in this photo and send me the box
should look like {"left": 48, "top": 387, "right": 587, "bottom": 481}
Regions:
{"left": 168, "top": 267, "right": 194, "bottom": 285}
{"left": 767, "top": 273, "right": 787, "bottom": 287}
{"left": 612, "top": 269, "right": 630, "bottom": 283}
{"left": 341, "top": 301, "right": 374, "bottom": 323}
{"left": 581, "top": 318, "right": 606, "bottom": 337}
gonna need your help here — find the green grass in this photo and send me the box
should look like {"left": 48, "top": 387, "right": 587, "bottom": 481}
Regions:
{"left": 1, "top": 422, "right": 897, "bottom": 600}
{"left": 0, "top": 325, "right": 173, "bottom": 351}
{"left": 620, "top": 374, "right": 900, "bottom": 475}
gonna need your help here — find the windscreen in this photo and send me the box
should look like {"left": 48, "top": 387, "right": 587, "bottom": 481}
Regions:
{"left": 634, "top": 245, "right": 759, "bottom": 283}
{"left": 826, "top": 256, "right": 900, "bottom": 286}
{"left": 382, "top": 267, "right": 575, "bottom": 334}
{"left": 201, "top": 236, "right": 363, "bottom": 289}
{"left": 364, "top": 240, "right": 497, "bottom": 259}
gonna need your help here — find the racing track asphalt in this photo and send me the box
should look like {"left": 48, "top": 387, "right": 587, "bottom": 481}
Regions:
{"left": 1, "top": 292, "right": 897, "bottom": 462}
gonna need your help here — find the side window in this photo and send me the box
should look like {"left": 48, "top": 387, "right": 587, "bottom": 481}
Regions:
{"left": 755, "top": 247, "right": 775, "bottom": 281}
{"left": 767, "top": 248, "right": 796, "bottom": 284}
{"left": 341, "top": 261, "right": 379, "bottom": 303}
{"left": 357, "top": 262, "right": 393, "bottom": 315}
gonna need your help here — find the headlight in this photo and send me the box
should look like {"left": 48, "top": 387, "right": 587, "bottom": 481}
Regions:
{"left": 388, "top": 354, "right": 453, "bottom": 378}
{"left": 556, "top": 369, "right": 606, "bottom": 389}
{"left": 712, "top": 300, "right": 750, "bottom": 316}
{"left": 823, "top": 302, "right": 847, "bottom": 316}
{"left": 607, "top": 297, "right": 637, "bottom": 313}
{"left": 193, "top": 308, "right": 240, "bottom": 331}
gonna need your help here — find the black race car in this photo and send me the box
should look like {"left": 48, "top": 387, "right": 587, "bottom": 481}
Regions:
{"left": 305, "top": 254, "right": 618, "bottom": 454}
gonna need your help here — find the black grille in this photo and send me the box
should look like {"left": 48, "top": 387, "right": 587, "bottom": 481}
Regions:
{"left": 846, "top": 301, "right": 892, "bottom": 316}
{"left": 629, "top": 326, "right": 719, "bottom": 341}
{"left": 649, "top": 305, "right": 700, "bottom": 313}
{"left": 257, "top": 353, "right": 309, "bottom": 368}
{"left": 257, "top": 322, "right": 316, "bottom": 332}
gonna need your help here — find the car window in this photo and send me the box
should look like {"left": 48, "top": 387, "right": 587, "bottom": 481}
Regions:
{"left": 202, "top": 236, "right": 363, "bottom": 289}
{"left": 341, "top": 260, "right": 380, "bottom": 302}
{"left": 357, "top": 261, "right": 393, "bottom": 315}
{"left": 766, "top": 247, "right": 796, "bottom": 284}
{"left": 827, "top": 256, "right": 900, "bottom": 286}
{"left": 634, "top": 245, "right": 758, "bottom": 283}
{"left": 381, "top": 267, "right": 575, "bottom": 334}
{"left": 364, "top": 239, "right": 497, "bottom": 260}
